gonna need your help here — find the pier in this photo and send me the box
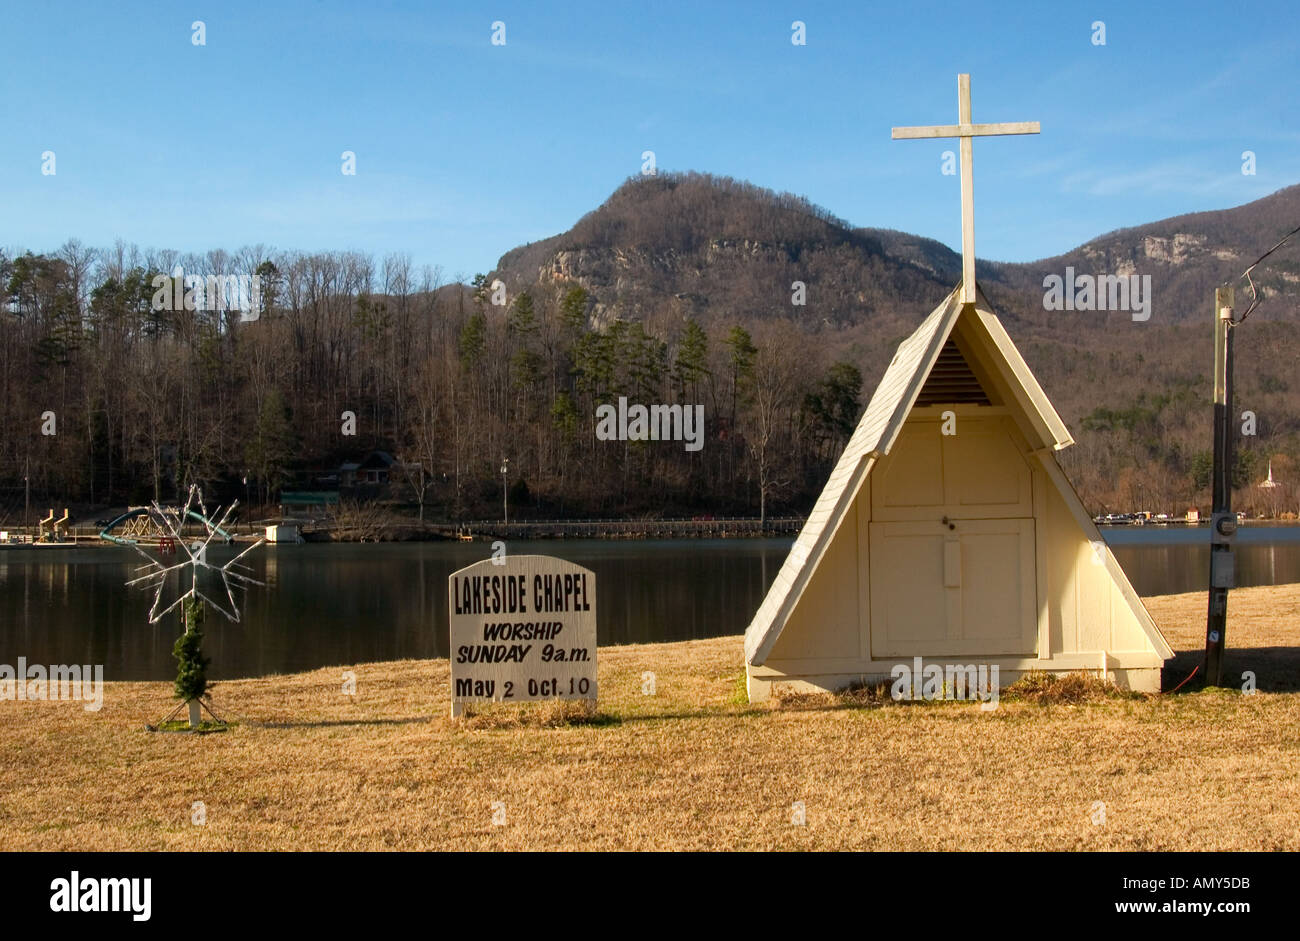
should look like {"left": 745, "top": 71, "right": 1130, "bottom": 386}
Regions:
{"left": 433, "top": 516, "right": 805, "bottom": 540}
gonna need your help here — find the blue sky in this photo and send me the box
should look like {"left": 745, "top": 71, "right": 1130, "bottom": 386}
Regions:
{"left": 3, "top": 0, "right": 1297, "bottom": 281}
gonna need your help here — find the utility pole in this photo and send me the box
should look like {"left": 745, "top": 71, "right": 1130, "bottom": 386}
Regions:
{"left": 24, "top": 455, "right": 30, "bottom": 538}
{"left": 1204, "top": 285, "right": 1236, "bottom": 686}
{"left": 500, "top": 458, "right": 510, "bottom": 526}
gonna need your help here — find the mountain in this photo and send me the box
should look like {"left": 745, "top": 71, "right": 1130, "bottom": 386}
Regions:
{"left": 990, "top": 183, "right": 1300, "bottom": 324}
{"left": 487, "top": 172, "right": 1300, "bottom": 512}
{"left": 494, "top": 171, "right": 1300, "bottom": 328}
{"left": 496, "top": 174, "right": 956, "bottom": 333}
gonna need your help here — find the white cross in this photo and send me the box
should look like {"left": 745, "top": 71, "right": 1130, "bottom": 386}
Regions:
{"left": 892, "top": 74, "right": 1039, "bottom": 305}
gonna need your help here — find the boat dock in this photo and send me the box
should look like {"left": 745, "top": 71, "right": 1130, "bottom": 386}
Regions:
{"left": 435, "top": 516, "right": 806, "bottom": 540}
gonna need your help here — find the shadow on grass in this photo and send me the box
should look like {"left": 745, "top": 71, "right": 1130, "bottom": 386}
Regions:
{"left": 1164, "top": 646, "right": 1300, "bottom": 693}
{"left": 244, "top": 708, "right": 772, "bottom": 731}
{"left": 147, "top": 719, "right": 233, "bottom": 734}
{"left": 455, "top": 702, "right": 624, "bottom": 730}
{"left": 604, "top": 706, "right": 773, "bottom": 724}
{"left": 247, "top": 717, "right": 433, "bottom": 729}
{"left": 456, "top": 702, "right": 782, "bottom": 728}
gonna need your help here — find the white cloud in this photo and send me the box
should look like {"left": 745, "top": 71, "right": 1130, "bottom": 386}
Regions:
{"left": 1061, "top": 163, "right": 1258, "bottom": 198}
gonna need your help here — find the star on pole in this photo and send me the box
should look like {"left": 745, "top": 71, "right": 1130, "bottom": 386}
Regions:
{"left": 125, "top": 484, "right": 265, "bottom": 623}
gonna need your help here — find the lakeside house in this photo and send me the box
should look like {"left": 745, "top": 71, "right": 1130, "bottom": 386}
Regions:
{"left": 339, "top": 451, "right": 397, "bottom": 488}
{"left": 277, "top": 451, "right": 401, "bottom": 517}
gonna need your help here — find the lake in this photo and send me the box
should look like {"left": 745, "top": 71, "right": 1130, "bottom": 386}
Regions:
{"left": 2, "top": 527, "right": 1298, "bottom": 681}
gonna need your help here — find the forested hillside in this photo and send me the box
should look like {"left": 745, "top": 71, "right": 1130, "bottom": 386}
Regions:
{"left": 3, "top": 173, "right": 1298, "bottom": 522}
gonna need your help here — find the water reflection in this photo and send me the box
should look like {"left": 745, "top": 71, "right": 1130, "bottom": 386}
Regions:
{"left": 1104, "top": 524, "right": 1300, "bottom": 596}
{"left": 0, "top": 539, "right": 791, "bottom": 681}
{"left": 1, "top": 528, "right": 1297, "bottom": 681}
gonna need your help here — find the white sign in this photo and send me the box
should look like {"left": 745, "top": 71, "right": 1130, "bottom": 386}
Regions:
{"left": 447, "top": 555, "right": 597, "bottom": 717}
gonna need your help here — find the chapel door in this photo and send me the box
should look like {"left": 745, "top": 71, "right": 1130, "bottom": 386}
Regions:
{"left": 868, "top": 411, "right": 1038, "bottom": 658}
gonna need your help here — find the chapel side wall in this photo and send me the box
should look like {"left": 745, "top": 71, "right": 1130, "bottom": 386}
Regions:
{"left": 765, "top": 499, "right": 861, "bottom": 661}
{"left": 1042, "top": 463, "right": 1155, "bottom": 656}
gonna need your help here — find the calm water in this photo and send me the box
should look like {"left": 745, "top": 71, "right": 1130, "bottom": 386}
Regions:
{"left": 2, "top": 528, "right": 1298, "bottom": 681}
{"left": 1104, "top": 524, "right": 1300, "bottom": 596}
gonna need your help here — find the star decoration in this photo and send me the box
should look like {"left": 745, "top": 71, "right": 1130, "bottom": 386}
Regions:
{"left": 125, "top": 485, "right": 265, "bottom": 623}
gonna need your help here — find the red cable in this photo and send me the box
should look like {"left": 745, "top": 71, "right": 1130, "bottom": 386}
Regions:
{"left": 1169, "top": 664, "right": 1200, "bottom": 694}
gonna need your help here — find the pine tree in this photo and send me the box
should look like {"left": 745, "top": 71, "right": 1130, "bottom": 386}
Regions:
{"left": 559, "top": 286, "right": 590, "bottom": 336}
{"left": 724, "top": 325, "right": 757, "bottom": 427}
{"left": 803, "top": 361, "right": 863, "bottom": 457}
{"left": 672, "top": 319, "right": 710, "bottom": 401}
{"left": 458, "top": 311, "right": 487, "bottom": 370}
{"left": 173, "top": 598, "right": 210, "bottom": 703}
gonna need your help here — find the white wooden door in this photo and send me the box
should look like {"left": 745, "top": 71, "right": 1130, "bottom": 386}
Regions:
{"left": 872, "top": 414, "right": 1032, "bottom": 521}
{"left": 869, "top": 519, "right": 1036, "bottom": 657}
{"left": 868, "top": 411, "right": 1038, "bottom": 658}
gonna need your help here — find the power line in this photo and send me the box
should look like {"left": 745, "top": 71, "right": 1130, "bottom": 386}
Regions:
{"left": 1233, "top": 220, "right": 1300, "bottom": 324}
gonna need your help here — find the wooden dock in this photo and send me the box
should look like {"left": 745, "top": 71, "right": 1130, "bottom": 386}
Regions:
{"left": 436, "top": 517, "right": 805, "bottom": 540}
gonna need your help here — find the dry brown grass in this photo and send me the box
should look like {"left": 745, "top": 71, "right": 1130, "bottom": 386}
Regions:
{"left": 1, "top": 586, "right": 1298, "bottom": 851}
{"left": 1001, "top": 672, "right": 1140, "bottom": 705}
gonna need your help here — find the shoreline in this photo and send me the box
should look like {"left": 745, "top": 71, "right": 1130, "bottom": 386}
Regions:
{"left": 18, "top": 583, "right": 1300, "bottom": 687}
{"left": 6, "top": 516, "right": 1300, "bottom": 549}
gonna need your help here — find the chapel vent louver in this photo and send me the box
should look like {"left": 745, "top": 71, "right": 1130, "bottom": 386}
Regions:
{"left": 914, "top": 340, "right": 990, "bottom": 406}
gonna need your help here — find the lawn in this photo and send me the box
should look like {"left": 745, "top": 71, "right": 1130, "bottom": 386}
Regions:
{"left": 1, "top": 585, "right": 1297, "bottom": 850}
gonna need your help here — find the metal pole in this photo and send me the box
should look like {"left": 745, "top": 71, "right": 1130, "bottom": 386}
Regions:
{"left": 500, "top": 458, "right": 509, "bottom": 526}
{"left": 1204, "top": 286, "right": 1235, "bottom": 686}
{"left": 24, "top": 455, "right": 30, "bottom": 539}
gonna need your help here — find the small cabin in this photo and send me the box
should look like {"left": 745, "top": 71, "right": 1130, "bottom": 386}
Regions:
{"left": 340, "top": 450, "right": 396, "bottom": 487}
